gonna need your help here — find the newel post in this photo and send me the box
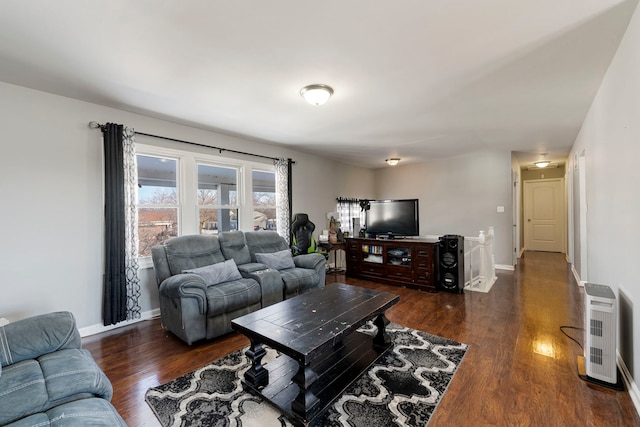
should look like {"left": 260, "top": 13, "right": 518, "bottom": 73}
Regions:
{"left": 478, "top": 230, "right": 487, "bottom": 289}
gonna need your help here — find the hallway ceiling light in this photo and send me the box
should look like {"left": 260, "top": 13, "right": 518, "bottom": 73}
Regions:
{"left": 534, "top": 153, "right": 550, "bottom": 168}
{"left": 386, "top": 158, "right": 400, "bottom": 166}
{"left": 300, "top": 84, "right": 334, "bottom": 106}
{"left": 534, "top": 160, "right": 550, "bottom": 168}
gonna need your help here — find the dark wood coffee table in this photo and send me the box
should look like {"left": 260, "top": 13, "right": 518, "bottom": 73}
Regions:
{"left": 231, "top": 282, "right": 399, "bottom": 426}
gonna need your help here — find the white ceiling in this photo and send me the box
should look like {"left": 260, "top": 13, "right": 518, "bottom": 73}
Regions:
{"left": 0, "top": 0, "right": 637, "bottom": 168}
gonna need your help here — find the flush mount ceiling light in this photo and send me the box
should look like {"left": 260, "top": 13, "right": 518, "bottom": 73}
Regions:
{"left": 300, "top": 84, "right": 334, "bottom": 106}
{"left": 386, "top": 158, "right": 400, "bottom": 166}
{"left": 534, "top": 153, "right": 550, "bottom": 168}
{"left": 534, "top": 160, "right": 550, "bottom": 168}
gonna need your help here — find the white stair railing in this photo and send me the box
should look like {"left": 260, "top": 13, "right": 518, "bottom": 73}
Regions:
{"left": 463, "top": 227, "right": 497, "bottom": 293}
{"left": 422, "top": 228, "right": 497, "bottom": 293}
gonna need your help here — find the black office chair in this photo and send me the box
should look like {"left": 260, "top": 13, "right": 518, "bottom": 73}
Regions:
{"left": 290, "top": 213, "right": 329, "bottom": 256}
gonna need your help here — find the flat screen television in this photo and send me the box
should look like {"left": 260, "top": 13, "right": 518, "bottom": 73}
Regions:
{"left": 365, "top": 199, "right": 419, "bottom": 238}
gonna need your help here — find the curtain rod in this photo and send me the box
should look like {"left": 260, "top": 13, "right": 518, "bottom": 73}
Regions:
{"left": 88, "top": 121, "right": 293, "bottom": 163}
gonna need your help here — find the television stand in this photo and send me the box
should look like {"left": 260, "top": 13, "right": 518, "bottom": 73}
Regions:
{"left": 375, "top": 234, "right": 405, "bottom": 240}
{"left": 345, "top": 237, "right": 438, "bottom": 292}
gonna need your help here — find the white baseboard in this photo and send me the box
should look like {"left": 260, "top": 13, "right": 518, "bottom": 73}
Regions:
{"left": 618, "top": 352, "right": 640, "bottom": 418}
{"left": 571, "top": 266, "right": 586, "bottom": 287}
{"left": 495, "top": 264, "right": 515, "bottom": 271}
{"left": 465, "top": 276, "right": 497, "bottom": 293}
{"left": 79, "top": 308, "right": 160, "bottom": 338}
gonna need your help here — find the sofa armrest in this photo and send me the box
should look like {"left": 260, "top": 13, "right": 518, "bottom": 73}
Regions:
{"left": 246, "top": 268, "right": 285, "bottom": 307}
{"left": 159, "top": 274, "right": 208, "bottom": 315}
{"left": 238, "top": 263, "right": 284, "bottom": 307}
{"left": 237, "top": 262, "right": 270, "bottom": 275}
{"left": 293, "top": 253, "right": 326, "bottom": 271}
{"left": 0, "top": 311, "right": 80, "bottom": 368}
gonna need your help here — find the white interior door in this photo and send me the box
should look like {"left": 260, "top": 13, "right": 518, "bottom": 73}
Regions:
{"left": 523, "top": 178, "right": 565, "bottom": 252}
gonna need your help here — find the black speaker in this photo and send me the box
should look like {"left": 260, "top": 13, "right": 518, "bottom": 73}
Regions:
{"left": 437, "top": 235, "right": 464, "bottom": 293}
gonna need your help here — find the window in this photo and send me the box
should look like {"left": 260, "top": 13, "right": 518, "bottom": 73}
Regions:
{"left": 337, "top": 198, "right": 366, "bottom": 236}
{"left": 198, "top": 163, "right": 239, "bottom": 234}
{"left": 252, "top": 170, "right": 277, "bottom": 231}
{"left": 135, "top": 143, "right": 276, "bottom": 259}
{"left": 137, "top": 155, "right": 179, "bottom": 257}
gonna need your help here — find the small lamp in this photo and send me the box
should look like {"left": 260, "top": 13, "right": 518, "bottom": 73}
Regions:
{"left": 300, "top": 84, "right": 334, "bottom": 106}
{"left": 386, "top": 158, "right": 400, "bottom": 166}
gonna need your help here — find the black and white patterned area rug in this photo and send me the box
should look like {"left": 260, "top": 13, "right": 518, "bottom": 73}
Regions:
{"left": 145, "top": 324, "right": 468, "bottom": 427}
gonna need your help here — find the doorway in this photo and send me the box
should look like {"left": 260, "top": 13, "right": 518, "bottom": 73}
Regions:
{"left": 523, "top": 178, "right": 566, "bottom": 253}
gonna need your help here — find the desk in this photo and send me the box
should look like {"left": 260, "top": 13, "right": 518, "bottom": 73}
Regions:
{"left": 328, "top": 241, "right": 346, "bottom": 273}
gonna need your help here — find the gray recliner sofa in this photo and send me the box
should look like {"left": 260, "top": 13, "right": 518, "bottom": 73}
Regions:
{"left": 151, "top": 231, "right": 326, "bottom": 345}
{"left": 0, "top": 311, "right": 127, "bottom": 426}
{"left": 243, "top": 231, "right": 327, "bottom": 298}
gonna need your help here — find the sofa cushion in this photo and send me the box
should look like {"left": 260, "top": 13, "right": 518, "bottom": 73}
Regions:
{"left": 206, "top": 278, "right": 262, "bottom": 317}
{"left": 39, "top": 348, "right": 113, "bottom": 404}
{"left": 162, "top": 235, "right": 226, "bottom": 278}
{"left": 183, "top": 259, "right": 243, "bottom": 286}
{"left": 0, "top": 359, "right": 48, "bottom": 425}
{"left": 255, "top": 249, "right": 295, "bottom": 270}
{"left": 244, "top": 231, "right": 289, "bottom": 262}
{"left": 280, "top": 268, "right": 321, "bottom": 295}
{"left": 219, "top": 231, "right": 252, "bottom": 265}
{"left": 6, "top": 398, "right": 127, "bottom": 427}
{"left": 0, "top": 311, "right": 80, "bottom": 367}
{"left": 0, "top": 348, "right": 113, "bottom": 425}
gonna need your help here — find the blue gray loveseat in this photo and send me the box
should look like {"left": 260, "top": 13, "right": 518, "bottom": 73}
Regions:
{"left": 0, "top": 311, "right": 126, "bottom": 426}
{"left": 151, "top": 230, "right": 326, "bottom": 345}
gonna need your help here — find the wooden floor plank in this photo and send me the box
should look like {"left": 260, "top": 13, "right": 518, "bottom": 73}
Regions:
{"left": 83, "top": 251, "right": 640, "bottom": 426}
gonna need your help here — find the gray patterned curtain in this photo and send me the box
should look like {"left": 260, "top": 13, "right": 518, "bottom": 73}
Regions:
{"left": 122, "top": 128, "right": 141, "bottom": 321}
{"left": 275, "top": 158, "right": 292, "bottom": 244}
{"left": 337, "top": 197, "right": 366, "bottom": 235}
{"left": 102, "top": 123, "right": 141, "bottom": 326}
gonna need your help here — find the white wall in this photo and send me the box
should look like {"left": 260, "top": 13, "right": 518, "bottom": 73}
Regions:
{"left": 373, "top": 149, "right": 513, "bottom": 266}
{"left": 0, "top": 78, "right": 545, "bottom": 331}
{"left": 569, "top": 0, "right": 640, "bottom": 386}
{"left": 0, "top": 81, "right": 374, "bottom": 329}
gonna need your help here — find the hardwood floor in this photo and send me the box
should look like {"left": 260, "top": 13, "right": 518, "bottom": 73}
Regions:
{"left": 83, "top": 251, "right": 640, "bottom": 426}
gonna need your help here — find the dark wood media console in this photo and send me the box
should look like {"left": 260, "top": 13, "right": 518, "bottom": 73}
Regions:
{"left": 345, "top": 237, "right": 439, "bottom": 292}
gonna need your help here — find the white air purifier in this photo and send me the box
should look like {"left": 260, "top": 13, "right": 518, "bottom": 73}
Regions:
{"left": 584, "top": 283, "right": 617, "bottom": 384}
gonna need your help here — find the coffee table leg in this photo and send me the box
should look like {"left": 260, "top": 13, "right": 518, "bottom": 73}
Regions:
{"left": 373, "top": 313, "right": 392, "bottom": 348}
{"left": 244, "top": 340, "right": 269, "bottom": 388}
{"left": 291, "top": 361, "right": 319, "bottom": 420}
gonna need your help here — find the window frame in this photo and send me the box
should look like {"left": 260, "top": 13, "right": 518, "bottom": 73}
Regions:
{"left": 195, "top": 160, "right": 241, "bottom": 234}
{"left": 251, "top": 168, "right": 277, "bottom": 231}
{"left": 135, "top": 143, "right": 275, "bottom": 268}
{"left": 136, "top": 153, "right": 181, "bottom": 262}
